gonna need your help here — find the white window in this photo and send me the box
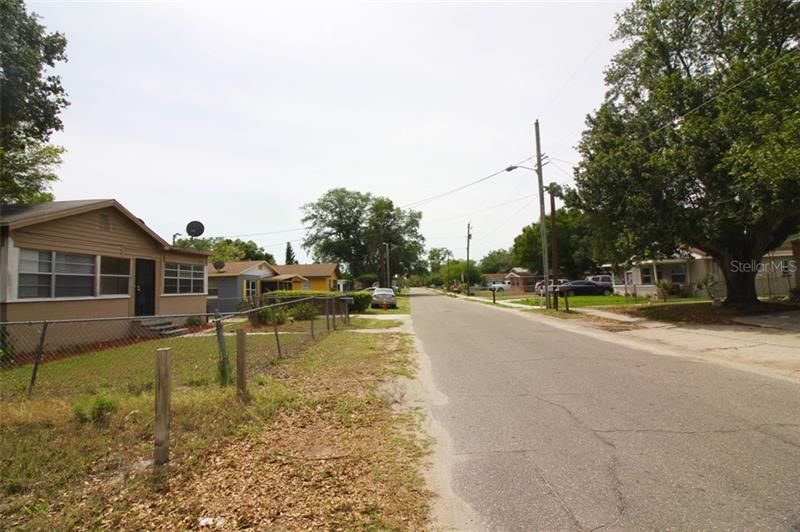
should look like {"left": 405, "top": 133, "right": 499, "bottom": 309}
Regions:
{"left": 641, "top": 267, "right": 653, "bottom": 284}
{"left": 302, "top": 281, "right": 311, "bottom": 290}
{"left": 164, "top": 263, "right": 205, "bottom": 294}
{"left": 100, "top": 256, "right": 130, "bottom": 295}
{"left": 18, "top": 250, "right": 98, "bottom": 298}
{"left": 244, "top": 279, "right": 257, "bottom": 299}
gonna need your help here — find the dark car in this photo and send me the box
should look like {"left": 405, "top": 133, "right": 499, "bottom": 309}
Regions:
{"left": 556, "top": 280, "right": 611, "bottom": 296}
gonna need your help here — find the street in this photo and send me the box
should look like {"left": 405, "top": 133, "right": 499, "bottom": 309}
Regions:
{"left": 410, "top": 289, "right": 800, "bottom": 531}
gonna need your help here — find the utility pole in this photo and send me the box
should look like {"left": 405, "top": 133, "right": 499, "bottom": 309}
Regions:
{"left": 384, "top": 242, "right": 391, "bottom": 289}
{"left": 466, "top": 222, "right": 472, "bottom": 296}
{"left": 535, "top": 120, "right": 550, "bottom": 309}
{"left": 550, "top": 184, "right": 559, "bottom": 311}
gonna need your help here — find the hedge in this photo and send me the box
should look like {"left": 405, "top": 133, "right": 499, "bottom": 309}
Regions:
{"left": 259, "top": 290, "right": 373, "bottom": 313}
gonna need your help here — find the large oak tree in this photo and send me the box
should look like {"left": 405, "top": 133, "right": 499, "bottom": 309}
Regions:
{"left": 302, "top": 188, "right": 425, "bottom": 282}
{"left": 573, "top": 0, "right": 800, "bottom": 305}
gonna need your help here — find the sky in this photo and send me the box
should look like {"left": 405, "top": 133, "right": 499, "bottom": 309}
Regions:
{"left": 34, "top": 0, "right": 628, "bottom": 265}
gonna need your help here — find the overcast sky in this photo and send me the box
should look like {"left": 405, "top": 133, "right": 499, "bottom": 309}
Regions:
{"left": 35, "top": 1, "right": 627, "bottom": 265}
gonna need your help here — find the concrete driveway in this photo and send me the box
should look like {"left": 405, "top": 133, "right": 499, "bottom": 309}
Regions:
{"left": 410, "top": 289, "right": 800, "bottom": 531}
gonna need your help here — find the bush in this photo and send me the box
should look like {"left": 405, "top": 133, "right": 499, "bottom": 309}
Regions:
{"left": 186, "top": 316, "right": 203, "bottom": 327}
{"left": 656, "top": 279, "right": 673, "bottom": 302}
{"left": 74, "top": 394, "right": 119, "bottom": 426}
{"left": 290, "top": 302, "right": 317, "bottom": 321}
{"left": 789, "top": 284, "right": 800, "bottom": 303}
{"left": 346, "top": 291, "right": 373, "bottom": 313}
{"left": 269, "top": 307, "right": 289, "bottom": 326}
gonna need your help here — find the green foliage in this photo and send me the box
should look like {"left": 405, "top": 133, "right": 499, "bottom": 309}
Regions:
{"left": 0, "top": 327, "right": 15, "bottom": 366}
{"left": 347, "top": 292, "right": 373, "bottom": 313}
{"left": 573, "top": 0, "right": 800, "bottom": 305}
{"left": 302, "top": 188, "right": 425, "bottom": 279}
{"left": 698, "top": 274, "right": 718, "bottom": 300}
{"left": 175, "top": 237, "right": 276, "bottom": 264}
{"left": 73, "top": 394, "right": 118, "bottom": 426}
{"left": 437, "top": 259, "right": 482, "bottom": 286}
{"left": 427, "top": 247, "right": 453, "bottom": 274}
{"left": 284, "top": 241, "right": 297, "bottom": 265}
{"left": 290, "top": 302, "right": 317, "bottom": 321}
{"left": 186, "top": 316, "right": 203, "bottom": 327}
{"left": 357, "top": 273, "right": 379, "bottom": 287}
{"left": 788, "top": 285, "right": 800, "bottom": 303}
{"left": 512, "top": 207, "right": 596, "bottom": 278}
{"left": 479, "top": 248, "right": 513, "bottom": 274}
{"left": 656, "top": 279, "right": 673, "bottom": 302}
{"left": 0, "top": 0, "right": 69, "bottom": 204}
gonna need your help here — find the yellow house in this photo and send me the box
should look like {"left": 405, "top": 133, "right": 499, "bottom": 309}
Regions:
{"left": 271, "top": 263, "right": 339, "bottom": 291}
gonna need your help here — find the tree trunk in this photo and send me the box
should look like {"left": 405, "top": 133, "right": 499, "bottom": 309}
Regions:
{"left": 715, "top": 256, "right": 759, "bottom": 307}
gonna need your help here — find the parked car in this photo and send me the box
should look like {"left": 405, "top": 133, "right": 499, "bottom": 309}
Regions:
{"left": 585, "top": 274, "right": 615, "bottom": 288}
{"left": 486, "top": 280, "right": 511, "bottom": 291}
{"left": 364, "top": 286, "right": 377, "bottom": 294}
{"left": 557, "top": 280, "right": 611, "bottom": 296}
{"left": 535, "top": 279, "right": 569, "bottom": 295}
{"left": 371, "top": 288, "right": 397, "bottom": 308}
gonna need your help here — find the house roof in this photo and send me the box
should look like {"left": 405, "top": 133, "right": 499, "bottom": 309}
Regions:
{"left": 262, "top": 274, "right": 308, "bottom": 283}
{"left": 484, "top": 273, "right": 508, "bottom": 282}
{"left": 506, "top": 267, "right": 536, "bottom": 278}
{"left": 0, "top": 199, "right": 212, "bottom": 256}
{"left": 208, "top": 261, "right": 277, "bottom": 277}
{"left": 272, "top": 263, "right": 338, "bottom": 278}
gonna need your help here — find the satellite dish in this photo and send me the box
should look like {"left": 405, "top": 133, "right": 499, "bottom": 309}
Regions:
{"left": 213, "top": 260, "right": 225, "bottom": 271}
{"left": 186, "top": 220, "right": 205, "bottom": 238}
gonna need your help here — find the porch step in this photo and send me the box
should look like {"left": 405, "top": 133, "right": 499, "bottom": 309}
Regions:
{"left": 136, "top": 319, "right": 190, "bottom": 338}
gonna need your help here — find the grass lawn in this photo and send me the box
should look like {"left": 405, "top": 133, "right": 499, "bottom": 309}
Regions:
{"left": 362, "top": 293, "right": 411, "bottom": 315}
{"left": 613, "top": 300, "right": 800, "bottom": 325}
{"left": 349, "top": 317, "right": 404, "bottom": 329}
{"left": 470, "top": 290, "right": 530, "bottom": 301}
{"left": 0, "top": 330, "right": 431, "bottom": 530}
{"left": 516, "top": 294, "right": 713, "bottom": 308}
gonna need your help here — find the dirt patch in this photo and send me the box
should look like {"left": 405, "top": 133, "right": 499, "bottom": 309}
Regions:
{"left": 613, "top": 301, "right": 800, "bottom": 325}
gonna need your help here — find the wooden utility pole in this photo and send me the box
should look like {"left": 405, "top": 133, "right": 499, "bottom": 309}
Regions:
{"left": 550, "top": 185, "right": 559, "bottom": 311}
{"left": 535, "top": 120, "right": 550, "bottom": 309}
{"left": 384, "top": 242, "right": 391, "bottom": 289}
{"left": 466, "top": 222, "right": 472, "bottom": 295}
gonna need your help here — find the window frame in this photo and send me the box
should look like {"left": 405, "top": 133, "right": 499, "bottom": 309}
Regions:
{"left": 17, "top": 249, "right": 132, "bottom": 300}
{"left": 163, "top": 262, "right": 206, "bottom": 295}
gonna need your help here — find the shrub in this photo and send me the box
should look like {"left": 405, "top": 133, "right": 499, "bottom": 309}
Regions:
{"left": 0, "top": 327, "right": 14, "bottom": 366}
{"left": 789, "top": 284, "right": 800, "bottom": 303}
{"left": 346, "top": 291, "right": 373, "bottom": 313}
{"left": 656, "top": 279, "right": 673, "bottom": 302}
{"left": 74, "top": 394, "right": 119, "bottom": 426}
{"left": 186, "top": 316, "right": 203, "bottom": 327}
{"left": 290, "top": 302, "right": 317, "bottom": 321}
{"left": 269, "top": 307, "right": 289, "bottom": 326}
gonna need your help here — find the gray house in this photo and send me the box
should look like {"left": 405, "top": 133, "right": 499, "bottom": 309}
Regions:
{"left": 207, "top": 261, "right": 307, "bottom": 313}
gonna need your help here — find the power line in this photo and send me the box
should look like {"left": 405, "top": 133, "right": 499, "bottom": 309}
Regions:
{"left": 424, "top": 193, "right": 537, "bottom": 226}
{"left": 400, "top": 156, "right": 532, "bottom": 209}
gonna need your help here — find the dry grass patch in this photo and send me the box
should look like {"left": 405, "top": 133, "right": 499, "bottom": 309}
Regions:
{"left": 1, "top": 331, "right": 430, "bottom": 530}
{"left": 612, "top": 301, "right": 800, "bottom": 324}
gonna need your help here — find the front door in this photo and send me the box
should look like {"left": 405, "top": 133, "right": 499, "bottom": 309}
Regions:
{"left": 135, "top": 259, "right": 156, "bottom": 316}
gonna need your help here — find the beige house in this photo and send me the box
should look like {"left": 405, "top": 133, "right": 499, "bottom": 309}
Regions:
{"left": 0, "top": 199, "right": 212, "bottom": 322}
{"left": 617, "top": 235, "right": 799, "bottom": 299}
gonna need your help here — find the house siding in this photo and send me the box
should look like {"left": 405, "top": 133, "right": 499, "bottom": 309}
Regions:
{"left": 1, "top": 207, "right": 207, "bottom": 320}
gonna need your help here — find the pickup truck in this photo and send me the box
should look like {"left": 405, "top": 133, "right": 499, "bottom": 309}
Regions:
{"left": 486, "top": 281, "right": 511, "bottom": 291}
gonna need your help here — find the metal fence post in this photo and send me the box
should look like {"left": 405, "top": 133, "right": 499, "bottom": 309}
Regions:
{"left": 26, "top": 322, "right": 49, "bottom": 399}
{"left": 272, "top": 307, "right": 283, "bottom": 359}
{"left": 236, "top": 329, "right": 249, "bottom": 403}
{"left": 214, "top": 311, "right": 231, "bottom": 386}
{"left": 326, "top": 299, "right": 330, "bottom": 331}
{"left": 154, "top": 347, "right": 171, "bottom": 467}
{"left": 331, "top": 298, "right": 337, "bottom": 331}
{"left": 310, "top": 309, "right": 315, "bottom": 339}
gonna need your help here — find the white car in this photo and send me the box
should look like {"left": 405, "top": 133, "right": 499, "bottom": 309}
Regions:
{"left": 486, "top": 281, "right": 511, "bottom": 291}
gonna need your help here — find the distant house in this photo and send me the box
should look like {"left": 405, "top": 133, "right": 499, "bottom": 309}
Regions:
{"left": 484, "top": 273, "right": 508, "bottom": 283}
{"left": 505, "top": 267, "right": 538, "bottom": 293}
{"left": 271, "top": 263, "right": 339, "bottom": 292}
{"left": 206, "top": 261, "right": 339, "bottom": 312}
{"left": 618, "top": 234, "right": 799, "bottom": 298}
{"left": 0, "top": 199, "right": 212, "bottom": 328}
{"left": 207, "top": 261, "right": 308, "bottom": 313}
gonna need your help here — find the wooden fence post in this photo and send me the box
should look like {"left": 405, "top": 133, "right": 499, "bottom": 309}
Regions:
{"left": 236, "top": 329, "right": 249, "bottom": 403}
{"left": 154, "top": 347, "right": 171, "bottom": 467}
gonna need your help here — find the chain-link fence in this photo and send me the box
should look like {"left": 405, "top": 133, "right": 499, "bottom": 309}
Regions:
{"left": 0, "top": 295, "right": 352, "bottom": 401}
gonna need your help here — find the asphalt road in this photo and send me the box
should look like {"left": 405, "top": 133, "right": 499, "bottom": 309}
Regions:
{"left": 410, "top": 289, "right": 800, "bottom": 531}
